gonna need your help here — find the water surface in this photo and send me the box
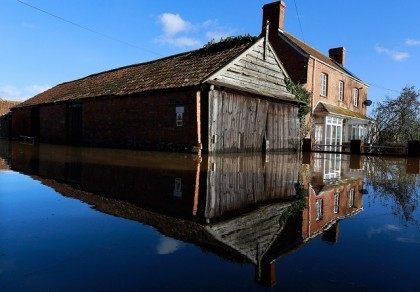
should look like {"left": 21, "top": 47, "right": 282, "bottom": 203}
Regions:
{"left": 0, "top": 142, "right": 419, "bottom": 290}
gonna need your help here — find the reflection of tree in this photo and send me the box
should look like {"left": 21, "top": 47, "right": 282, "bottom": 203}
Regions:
{"left": 365, "top": 157, "right": 419, "bottom": 223}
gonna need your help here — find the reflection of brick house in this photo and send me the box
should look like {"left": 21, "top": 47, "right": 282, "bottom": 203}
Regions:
{"left": 302, "top": 179, "right": 363, "bottom": 241}
{"left": 262, "top": 1, "right": 369, "bottom": 148}
{"left": 301, "top": 153, "right": 365, "bottom": 241}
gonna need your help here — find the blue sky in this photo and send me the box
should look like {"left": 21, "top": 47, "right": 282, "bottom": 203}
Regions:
{"left": 1, "top": 0, "right": 419, "bottom": 112}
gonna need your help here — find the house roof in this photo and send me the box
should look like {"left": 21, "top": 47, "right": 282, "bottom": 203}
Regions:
{"left": 316, "top": 102, "right": 367, "bottom": 120}
{"left": 0, "top": 99, "right": 20, "bottom": 115}
{"left": 15, "top": 37, "right": 258, "bottom": 109}
{"left": 280, "top": 32, "right": 365, "bottom": 84}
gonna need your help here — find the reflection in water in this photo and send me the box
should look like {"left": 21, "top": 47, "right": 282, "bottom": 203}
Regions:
{"left": 157, "top": 236, "right": 185, "bottom": 255}
{"left": 1, "top": 141, "right": 417, "bottom": 289}
{"left": 365, "top": 156, "right": 419, "bottom": 223}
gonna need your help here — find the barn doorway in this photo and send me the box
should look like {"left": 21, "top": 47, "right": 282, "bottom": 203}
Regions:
{"left": 30, "top": 107, "right": 40, "bottom": 141}
{"left": 67, "top": 103, "right": 83, "bottom": 145}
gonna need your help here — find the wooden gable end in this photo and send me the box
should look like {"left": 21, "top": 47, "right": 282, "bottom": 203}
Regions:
{"left": 205, "top": 38, "right": 295, "bottom": 101}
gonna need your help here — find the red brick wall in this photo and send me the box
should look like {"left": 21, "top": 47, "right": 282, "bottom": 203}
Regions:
{"left": 307, "top": 58, "right": 368, "bottom": 116}
{"left": 82, "top": 90, "right": 199, "bottom": 151}
{"left": 40, "top": 104, "right": 67, "bottom": 144}
{"left": 11, "top": 89, "right": 199, "bottom": 151}
{"left": 301, "top": 179, "right": 364, "bottom": 240}
{"left": 269, "top": 35, "right": 308, "bottom": 84}
{"left": 11, "top": 107, "right": 32, "bottom": 138}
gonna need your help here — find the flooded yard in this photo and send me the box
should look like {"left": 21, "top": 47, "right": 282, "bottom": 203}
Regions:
{"left": 0, "top": 141, "right": 419, "bottom": 290}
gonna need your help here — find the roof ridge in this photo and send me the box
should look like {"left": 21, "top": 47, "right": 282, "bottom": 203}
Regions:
{"left": 282, "top": 31, "right": 364, "bottom": 83}
{"left": 283, "top": 31, "right": 332, "bottom": 61}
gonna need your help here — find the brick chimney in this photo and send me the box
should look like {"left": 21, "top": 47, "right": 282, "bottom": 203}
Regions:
{"left": 329, "top": 47, "right": 346, "bottom": 66}
{"left": 262, "top": 1, "right": 286, "bottom": 35}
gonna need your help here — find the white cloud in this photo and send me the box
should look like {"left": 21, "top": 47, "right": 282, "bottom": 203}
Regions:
{"left": 0, "top": 84, "right": 51, "bottom": 101}
{"left": 156, "top": 35, "right": 202, "bottom": 48}
{"left": 405, "top": 38, "right": 420, "bottom": 46}
{"left": 155, "top": 13, "right": 234, "bottom": 49}
{"left": 374, "top": 44, "right": 410, "bottom": 61}
{"left": 367, "top": 224, "right": 401, "bottom": 238}
{"left": 156, "top": 13, "right": 200, "bottom": 48}
{"left": 159, "top": 13, "right": 191, "bottom": 36}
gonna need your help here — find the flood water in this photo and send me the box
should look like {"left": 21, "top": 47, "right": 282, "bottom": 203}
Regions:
{"left": 0, "top": 141, "right": 419, "bottom": 291}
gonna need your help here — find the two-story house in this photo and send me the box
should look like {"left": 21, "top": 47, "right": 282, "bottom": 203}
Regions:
{"left": 262, "top": 1, "right": 369, "bottom": 150}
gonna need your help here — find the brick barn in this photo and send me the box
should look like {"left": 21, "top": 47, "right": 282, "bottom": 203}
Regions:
{"left": 11, "top": 36, "right": 300, "bottom": 153}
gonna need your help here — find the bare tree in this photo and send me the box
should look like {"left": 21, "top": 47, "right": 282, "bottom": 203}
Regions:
{"left": 370, "top": 86, "right": 420, "bottom": 145}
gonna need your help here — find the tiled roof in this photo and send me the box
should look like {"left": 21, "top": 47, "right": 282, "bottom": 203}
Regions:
{"left": 0, "top": 99, "right": 20, "bottom": 116}
{"left": 15, "top": 38, "right": 257, "bottom": 108}
{"left": 281, "top": 32, "right": 364, "bottom": 83}
{"left": 318, "top": 102, "right": 367, "bottom": 120}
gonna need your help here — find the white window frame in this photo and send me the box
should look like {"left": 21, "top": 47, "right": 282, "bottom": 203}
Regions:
{"left": 349, "top": 188, "right": 355, "bottom": 208}
{"left": 324, "top": 116, "right": 343, "bottom": 151}
{"left": 353, "top": 88, "right": 359, "bottom": 107}
{"left": 315, "top": 124, "right": 323, "bottom": 144}
{"left": 320, "top": 73, "right": 328, "bottom": 97}
{"left": 333, "top": 192, "right": 340, "bottom": 214}
{"left": 316, "top": 199, "right": 323, "bottom": 220}
{"left": 338, "top": 81, "right": 344, "bottom": 102}
{"left": 323, "top": 153, "right": 342, "bottom": 180}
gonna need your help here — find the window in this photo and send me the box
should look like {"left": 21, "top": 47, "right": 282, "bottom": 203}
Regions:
{"left": 323, "top": 153, "right": 342, "bottom": 180}
{"left": 334, "top": 192, "right": 340, "bottom": 214}
{"left": 176, "top": 106, "right": 184, "bottom": 127}
{"left": 325, "top": 116, "right": 343, "bottom": 151}
{"left": 173, "top": 178, "right": 182, "bottom": 198}
{"left": 320, "top": 73, "right": 328, "bottom": 96}
{"left": 316, "top": 199, "right": 323, "bottom": 220}
{"left": 315, "top": 124, "right": 323, "bottom": 144}
{"left": 348, "top": 125, "right": 366, "bottom": 141}
{"left": 338, "top": 81, "right": 344, "bottom": 101}
{"left": 349, "top": 188, "right": 355, "bottom": 208}
{"left": 353, "top": 88, "right": 359, "bottom": 107}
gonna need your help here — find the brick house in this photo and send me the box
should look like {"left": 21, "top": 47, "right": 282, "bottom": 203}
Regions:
{"left": 262, "top": 1, "right": 369, "bottom": 149}
{"left": 11, "top": 37, "right": 301, "bottom": 153}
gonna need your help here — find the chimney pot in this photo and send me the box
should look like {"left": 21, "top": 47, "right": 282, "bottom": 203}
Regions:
{"left": 329, "top": 47, "right": 346, "bottom": 66}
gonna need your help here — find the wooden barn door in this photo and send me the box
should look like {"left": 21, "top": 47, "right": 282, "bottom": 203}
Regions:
{"left": 208, "top": 89, "right": 268, "bottom": 153}
{"left": 67, "top": 103, "right": 83, "bottom": 145}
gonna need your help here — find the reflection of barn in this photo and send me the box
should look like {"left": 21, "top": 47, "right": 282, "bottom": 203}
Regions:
{"left": 0, "top": 142, "right": 364, "bottom": 288}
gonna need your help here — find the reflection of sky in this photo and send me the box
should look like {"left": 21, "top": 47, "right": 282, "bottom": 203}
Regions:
{"left": 156, "top": 235, "right": 184, "bottom": 255}
{"left": 367, "top": 224, "right": 401, "bottom": 238}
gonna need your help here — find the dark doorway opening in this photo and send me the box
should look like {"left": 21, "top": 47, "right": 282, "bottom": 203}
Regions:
{"left": 67, "top": 103, "right": 83, "bottom": 145}
{"left": 30, "top": 107, "right": 40, "bottom": 141}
